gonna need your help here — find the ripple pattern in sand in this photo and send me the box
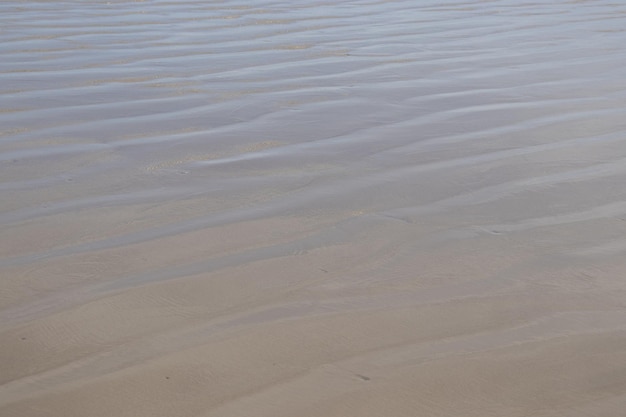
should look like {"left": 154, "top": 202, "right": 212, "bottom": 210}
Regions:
{"left": 2, "top": 1, "right": 626, "bottom": 416}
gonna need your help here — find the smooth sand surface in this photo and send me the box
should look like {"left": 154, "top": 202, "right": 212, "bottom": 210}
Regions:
{"left": 2, "top": 0, "right": 626, "bottom": 416}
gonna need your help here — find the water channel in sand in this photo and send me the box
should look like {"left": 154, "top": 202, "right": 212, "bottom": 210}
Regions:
{"left": 2, "top": 1, "right": 626, "bottom": 416}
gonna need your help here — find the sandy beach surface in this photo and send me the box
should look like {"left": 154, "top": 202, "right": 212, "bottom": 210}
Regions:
{"left": 2, "top": 1, "right": 626, "bottom": 416}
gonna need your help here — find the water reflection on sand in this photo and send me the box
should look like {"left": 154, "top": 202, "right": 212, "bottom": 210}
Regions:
{"left": 2, "top": 1, "right": 626, "bottom": 416}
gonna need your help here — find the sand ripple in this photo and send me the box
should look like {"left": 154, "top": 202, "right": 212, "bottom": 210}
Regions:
{"left": 2, "top": 1, "right": 626, "bottom": 416}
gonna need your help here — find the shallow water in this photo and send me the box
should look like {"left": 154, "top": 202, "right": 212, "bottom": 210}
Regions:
{"left": 2, "top": 1, "right": 626, "bottom": 416}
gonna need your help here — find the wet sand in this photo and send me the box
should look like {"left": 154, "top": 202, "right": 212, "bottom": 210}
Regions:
{"left": 2, "top": 0, "right": 626, "bottom": 416}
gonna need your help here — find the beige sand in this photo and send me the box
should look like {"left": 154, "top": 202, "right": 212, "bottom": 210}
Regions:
{"left": 2, "top": 0, "right": 626, "bottom": 416}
